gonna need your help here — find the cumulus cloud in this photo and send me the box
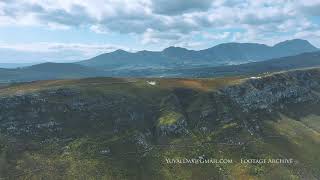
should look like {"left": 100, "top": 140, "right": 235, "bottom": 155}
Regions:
{"left": 298, "top": 0, "right": 320, "bottom": 16}
{"left": 151, "top": 0, "right": 212, "bottom": 15}
{"left": 142, "top": 28, "right": 183, "bottom": 44}
{"left": 141, "top": 28, "right": 203, "bottom": 49}
{"left": 1, "top": 0, "right": 313, "bottom": 34}
{"left": 202, "top": 32, "right": 231, "bottom": 40}
{"left": 0, "top": 0, "right": 319, "bottom": 62}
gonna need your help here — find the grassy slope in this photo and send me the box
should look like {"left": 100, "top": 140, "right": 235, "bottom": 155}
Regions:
{"left": 0, "top": 70, "right": 319, "bottom": 179}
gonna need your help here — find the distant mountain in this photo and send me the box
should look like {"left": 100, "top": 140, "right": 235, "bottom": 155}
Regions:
{"left": 79, "top": 49, "right": 173, "bottom": 69}
{"left": 0, "top": 43, "right": 319, "bottom": 82}
{"left": 101, "top": 51, "right": 320, "bottom": 77}
{"left": 0, "top": 63, "right": 37, "bottom": 68}
{"left": 78, "top": 39, "right": 318, "bottom": 69}
{"left": 170, "top": 51, "right": 320, "bottom": 77}
{"left": 0, "top": 62, "right": 104, "bottom": 83}
{"left": 1, "top": 51, "right": 319, "bottom": 82}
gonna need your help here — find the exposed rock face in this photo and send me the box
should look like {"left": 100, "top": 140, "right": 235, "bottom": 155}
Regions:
{"left": 132, "top": 133, "right": 152, "bottom": 155}
{"left": 0, "top": 69, "right": 320, "bottom": 141}
{"left": 0, "top": 88, "right": 74, "bottom": 136}
{"left": 0, "top": 87, "right": 155, "bottom": 137}
{"left": 158, "top": 117, "right": 188, "bottom": 136}
{"left": 157, "top": 94, "right": 189, "bottom": 136}
{"left": 223, "top": 70, "right": 320, "bottom": 113}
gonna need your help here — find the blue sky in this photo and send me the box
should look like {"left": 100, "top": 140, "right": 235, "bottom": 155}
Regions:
{"left": 0, "top": 0, "right": 319, "bottom": 63}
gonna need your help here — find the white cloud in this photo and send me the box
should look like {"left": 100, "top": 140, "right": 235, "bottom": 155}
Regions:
{"left": 0, "top": 0, "right": 311, "bottom": 33}
{"left": 298, "top": 0, "right": 320, "bottom": 16}
{"left": 294, "top": 30, "right": 320, "bottom": 47}
{"left": 47, "top": 22, "right": 71, "bottom": 30}
{"left": 141, "top": 28, "right": 187, "bottom": 48}
{"left": 0, "top": 0, "right": 319, "bottom": 59}
{"left": 151, "top": 0, "right": 212, "bottom": 15}
{"left": 141, "top": 28, "right": 205, "bottom": 49}
{"left": 202, "top": 32, "right": 230, "bottom": 40}
{"left": 90, "top": 24, "right": 109, "bottom": 34}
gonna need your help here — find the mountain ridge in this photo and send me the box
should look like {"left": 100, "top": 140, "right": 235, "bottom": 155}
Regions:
{"left": 78, "top": 39, "right": 318, "bottom": 68}
{"left": 93, "top": 51, "right": 320, "bottom": 77}
{"left": 1, "top": 50, "right": 320, "bottom": 82}
{"left": 0, "top": 67, "right": 320, "bottom": 179}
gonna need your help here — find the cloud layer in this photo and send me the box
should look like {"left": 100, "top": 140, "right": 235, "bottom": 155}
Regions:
{"left": 0, "top": 0, "right": 319, "bottom": 62}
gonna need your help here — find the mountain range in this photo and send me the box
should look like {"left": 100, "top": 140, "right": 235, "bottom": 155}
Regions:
{"left": 0, "top": 39, "right": 319, "bottom": 82}
{"left": 78, "top": 39, "right": 318, "bottom": 69}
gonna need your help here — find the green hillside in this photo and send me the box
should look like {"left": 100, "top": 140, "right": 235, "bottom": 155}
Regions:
{"left": 0, "top": 68, "right": 320, "bottom": 179}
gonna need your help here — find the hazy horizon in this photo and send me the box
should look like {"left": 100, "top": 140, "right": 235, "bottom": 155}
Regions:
{"left": 0, "top": 38, "right": 318, "bottom": 66}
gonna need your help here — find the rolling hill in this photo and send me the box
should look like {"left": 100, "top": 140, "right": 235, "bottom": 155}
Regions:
{"left": 0, "top": 62, "right": 105, "bottom": 83}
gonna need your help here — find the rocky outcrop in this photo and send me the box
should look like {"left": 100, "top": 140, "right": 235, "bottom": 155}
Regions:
{"left": 0, "top": 87, "right": 159, "bottom": 137}
{"left": 157, "top": 94, "right": 189, "bottom": 136}
{"left": 222, "top": 70, "right": 320, "bottom": 113}
{"left": 0, "top": 69, "right": 320, "bottom": 141}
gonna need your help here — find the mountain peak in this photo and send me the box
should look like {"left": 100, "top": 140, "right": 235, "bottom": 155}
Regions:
{"left": 112, "top": 49, "right": 130, "bottom": 54}
{"left": 213, "top": 42, "right": 267, "bottom": 48}
{"left": 272, "top": 39, "right": 318, "bottom": 54}
{"left": 274, "top": 39, "right": 317, "bottom": 48}
{"left": 163, "top": 46, "right": 188, "bottom": 52}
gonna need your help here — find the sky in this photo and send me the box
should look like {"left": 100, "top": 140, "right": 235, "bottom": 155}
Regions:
{"left": 0, "top": 0, "right": 319, "bottom": 63}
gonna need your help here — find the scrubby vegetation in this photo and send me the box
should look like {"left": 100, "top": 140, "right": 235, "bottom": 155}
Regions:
{"left": 0, "top": 68, "right": 320, "bottom": 179}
